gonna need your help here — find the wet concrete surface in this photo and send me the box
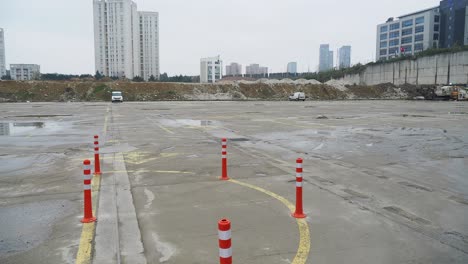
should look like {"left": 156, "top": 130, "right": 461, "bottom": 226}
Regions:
{"left": 0, "top": 102, "right": 108, "bottom": 264}
{"left": 1, "top": 101, "right": 468, "bottom": 263}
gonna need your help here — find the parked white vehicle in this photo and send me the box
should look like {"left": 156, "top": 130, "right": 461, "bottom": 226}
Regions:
{"left": 289, "top": 92, "right": 306, "bottom": 101}
{"left": 111, "top": 91, "right": 123, "bottom": 103}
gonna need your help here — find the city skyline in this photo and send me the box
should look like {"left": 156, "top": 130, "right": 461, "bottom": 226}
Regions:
{"left": 0, "top": 0, "right": 440, "bottom": 75}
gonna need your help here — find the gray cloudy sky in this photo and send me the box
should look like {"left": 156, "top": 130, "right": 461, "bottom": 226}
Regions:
{"left": 0, "top": 0, "right": 440, "bottom": 75}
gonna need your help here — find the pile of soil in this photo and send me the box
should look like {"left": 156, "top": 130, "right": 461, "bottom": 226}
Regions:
{"left": 0, "top": 80, "right": 432, "bottom": 102}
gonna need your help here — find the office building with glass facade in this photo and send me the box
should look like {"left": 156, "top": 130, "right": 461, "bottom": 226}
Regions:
{"left": 376, "top": 7, "right": 440, "bottom": 61}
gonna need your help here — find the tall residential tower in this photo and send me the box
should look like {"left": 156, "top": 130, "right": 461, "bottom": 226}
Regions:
{"left": 0, "top": 28, "right": 6, "bottom": 78}
{"left": 93, "top": 0, "right": 159, "bottom": 80}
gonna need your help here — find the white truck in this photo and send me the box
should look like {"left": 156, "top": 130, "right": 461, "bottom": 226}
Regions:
{"left": 111, "top": 91, "right": 123, "bottom": 103}
{"left": 289, "top": 92, "right": 306, "bottom": 101}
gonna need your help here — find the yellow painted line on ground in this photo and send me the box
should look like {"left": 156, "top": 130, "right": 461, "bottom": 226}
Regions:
{"left": 102, "top": 105, "right": 110, "bottom": 136}
{"left": 75, "top": 174, "right": 101, "bottom": 264}
{"left": 76, "top": 105, "right": 110, "bottom": 264}
{"left": 229, "top": 179, "right": 310, "bottom": 264}
{"left": 158, "top": 124, "right": 175, "bottom": 134}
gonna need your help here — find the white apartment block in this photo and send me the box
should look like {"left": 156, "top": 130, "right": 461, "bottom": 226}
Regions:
{"left": 246, "top": 64, "right": 268, "bottom": 76}
{"left": 139, "top": 12, "right": 159, "bottom": 80}
{"left": 376, "top": 7, "right": 440, "bottom": 61}
{"left": 0, "top": 28, "right": 6, "bottom": 78}
{"left": 200, "top": 56, "right": 223, "bottom": 83}
{"left": 10, "top": 64, "right": 40, "bottom": 80}
{"left": 226, "top": 62, "right": 242, "bottom": 76}
{"left": 287, "top": 62, "right": 297, "bottom": 74}
{"left": 93, "top": 0, "right": 159, "bottom": 80}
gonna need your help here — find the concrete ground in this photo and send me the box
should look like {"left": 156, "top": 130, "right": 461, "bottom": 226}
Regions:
{"left": 0, "top": 101, "right": 467, "bottom": 264}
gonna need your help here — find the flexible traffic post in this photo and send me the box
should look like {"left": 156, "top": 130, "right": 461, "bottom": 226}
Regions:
{"left": 94, "top": 135, "right": 101, "bottom": 175}
{"left": 81, "top": 159, "right": 96, "bottom": 223}
{"left": 220, "top": 138, "right": 229, "bottom": 180}
{"left": 218, "top": 218, "right": 232, "bottom": 264}
{"left": 292, "top": 158, "right": 306, "bottom": 218}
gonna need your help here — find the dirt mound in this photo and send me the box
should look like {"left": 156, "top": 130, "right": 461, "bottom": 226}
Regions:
{"left": 0, "top": 80, "right": 427, "bottom": 102}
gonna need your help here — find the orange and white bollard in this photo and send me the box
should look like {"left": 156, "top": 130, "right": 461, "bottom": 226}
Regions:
{"left": 81, "top": 159, "right": 96, "bottom": 223}
{"left": 218, "top": 218, "right": 232, "bottom": 264}
{"left": 292, "top": 158, "right": 306, "bottom": 218}
{"left": 94, "top": 135, "right": 101, "bottom": 176}
{"left": 220, "top": 138, "right": 229, "bottom": 180}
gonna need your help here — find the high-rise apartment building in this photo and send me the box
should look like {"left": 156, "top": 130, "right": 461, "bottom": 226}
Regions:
{"left": 0, "top": 28, "right": 6, "bottom": 78}
{"left": 93, "top": 0, "right": 159, "bottom": 80}
{"left": 10, "top": 64, "right": 40, "bottom": 80}
{"left": 200, "top": 56, "right": 222, "bottom": 83}
{"left": 287, "top": 62, "right": 297, "bottom": 74}
{"left": 376, "top": 7, "right": 440, "bottom": 61}
{"left": 338, "top": 46, "right": 351, "bottom": 69}
{"left": 226, "top": 62, "right": 242, "bottom": 76}
{"left": 439, "top": 0, "right": 468, "bottom": 47}
{"left": 139, "top": 12, "right": 160, "bottom": 80}
{"left": 319, "top": 44, "right": 334, "bottom": 72}
{"left": 246, "top": 64, "right": 268, "bottom": 77}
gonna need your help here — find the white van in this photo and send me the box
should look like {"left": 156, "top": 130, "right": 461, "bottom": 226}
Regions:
{"left": 111, "top": 91, "right": 123, "bottom": 103}
{"left": 289, "top": 92, "right": 306, "bottom": 101}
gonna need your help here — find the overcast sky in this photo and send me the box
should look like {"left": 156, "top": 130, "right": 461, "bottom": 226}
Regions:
{"left": 0, "top": 0, "right": 440, "bottom": 76}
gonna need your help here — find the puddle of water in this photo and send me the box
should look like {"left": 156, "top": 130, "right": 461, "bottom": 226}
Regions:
{"left": 0, "top": 122, "right": 66, "bottom": 136}
{"left": 159, "top": 119, "right": 217, "bottom": 127}
{"left": 230, "top": 138, "right": 249, "bottom": 142}
{"left": 9, "top": 115, "right": 72, "bottom": 118}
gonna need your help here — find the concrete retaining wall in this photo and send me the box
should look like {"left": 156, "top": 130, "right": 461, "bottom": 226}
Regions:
{"left": 341, "top": 51, "right": 468, "bottom": 86}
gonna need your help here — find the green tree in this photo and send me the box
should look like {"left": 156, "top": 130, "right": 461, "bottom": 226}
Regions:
{"left": 132, "top": 75, "right": 144, "bottom": 82}
{"left": 95, "top": 71, "right": 103, "bottom": 80}
{"left": 148, "top": 75, "right": 156, "bottom": 82}
{"left": 160, "top": 72, "right": 169, "bottom": 82}
{"left": 1, "top": 74, "right": 12, "bottom": 80}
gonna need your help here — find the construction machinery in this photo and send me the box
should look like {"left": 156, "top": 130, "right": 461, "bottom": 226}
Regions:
{"left": 434, "top": 84, "right": 468, "bottom": 101}
{"left": 450, "top": 86, "right": 468, "bottom": 101}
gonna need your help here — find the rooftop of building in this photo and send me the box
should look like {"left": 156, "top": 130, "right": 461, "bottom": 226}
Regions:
{"left": 397, "top": 6, "right": 439, "bottom": 19}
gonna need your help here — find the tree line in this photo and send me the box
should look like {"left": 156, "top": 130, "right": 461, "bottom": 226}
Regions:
{"left": 1, "top": 71, "right": 198, "bottom": 83}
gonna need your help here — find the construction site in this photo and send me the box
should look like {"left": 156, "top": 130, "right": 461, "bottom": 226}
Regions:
{"left": 0, "top": 100, "right": 467, "bottom": 264}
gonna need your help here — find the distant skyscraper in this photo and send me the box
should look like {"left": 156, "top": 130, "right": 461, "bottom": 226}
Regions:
{"left": 319, "top": 44, "right": 333, "bottom": 72}
{"left": 328, "top": 51, "right": 334, "bottom": 70}
{"left": 226, "top": 62, "right": 242, "bottom": 76}
{"left": 287, "top": 62, "right": 297, "bottom": 74}
{"left": 338, "top": 46, "right": 351, "bottom": 69}
{"left": 200, "top": 56, "right": 223, "bottom": 83}
{"left": 93, "top": 0, "right": 159, "bottom": 80}
{"left": 0, "top": 28, "right": 6, "bottom": 78}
